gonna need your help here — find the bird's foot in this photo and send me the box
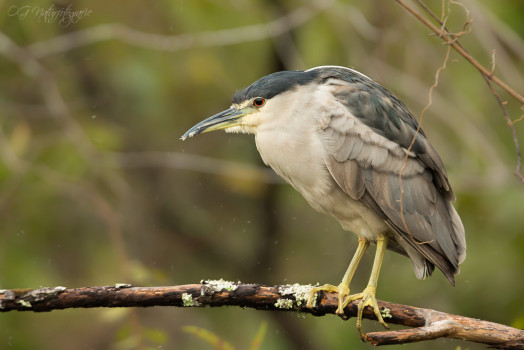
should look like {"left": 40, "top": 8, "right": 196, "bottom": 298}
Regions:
{"left": 307, "top": 282, "right": 351, "bottom": 315}
{"left": 307, "top": 283, "right": 389, "bottom": 340}
{"left": 346, "top": 285, "right": 389, "bottom": 340}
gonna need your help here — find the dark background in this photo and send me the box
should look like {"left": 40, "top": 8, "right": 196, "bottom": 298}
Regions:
{"left": 0, "top": 1, "right": 523, "bottom": 349}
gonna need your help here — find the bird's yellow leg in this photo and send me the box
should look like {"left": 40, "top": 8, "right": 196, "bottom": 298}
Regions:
{"left": 307, "top": 238, "right": 369, "bottom": 312}
{"left": 345, "top": 234, "right": 389, "bottom": 339}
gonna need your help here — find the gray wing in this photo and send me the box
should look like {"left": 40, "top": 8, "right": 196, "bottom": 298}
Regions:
{"left": 319, "top": 82, "right": 466, "bottom": 284}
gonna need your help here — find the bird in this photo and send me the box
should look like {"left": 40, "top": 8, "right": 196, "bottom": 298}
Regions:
{"left": 181, "top": 65, "right": 466, "bottom": 338}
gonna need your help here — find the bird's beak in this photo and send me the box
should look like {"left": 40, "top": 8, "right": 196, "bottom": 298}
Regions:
{"left": 181, "top": 107, "right": 253, "bottom": 140}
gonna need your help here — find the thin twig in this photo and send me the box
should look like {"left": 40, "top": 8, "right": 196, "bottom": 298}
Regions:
{"left": 397, "top": 0, "right": 524, "bottom": 184}
{"left": 482, "top": 76, "right": 524, "bottom": 184}
{"left": 511, "top": 112, "right": 524, "bottom": 126}
{"left": 395, "top": 0, "right": 524, "bottom": 105}
{"left": 26, "top": 4, "right": 329, "bottom": 59}
{"left": 112, "top": 151, "right": 281, "bottom": 184}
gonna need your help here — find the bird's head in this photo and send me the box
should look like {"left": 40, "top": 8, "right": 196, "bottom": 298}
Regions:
{"left": 181, "top": 70, "right": 309, "bottom": 140}
{"left": 182, "top": 66, "right": 370, "bottom": 140}
{"left": 181, "top": 66, "right": 371, "bottom": 140}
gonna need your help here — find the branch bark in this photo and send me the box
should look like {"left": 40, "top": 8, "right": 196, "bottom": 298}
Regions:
{"left": 1, "top": 282, "right": 522, "bottom": 348}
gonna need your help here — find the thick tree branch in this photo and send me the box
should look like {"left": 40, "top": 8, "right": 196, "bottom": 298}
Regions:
{"left": 1, "top": 282, "right": 522, "bottom": 348}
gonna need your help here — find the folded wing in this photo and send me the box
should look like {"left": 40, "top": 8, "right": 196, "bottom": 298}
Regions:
{"left": 319, "top": 80, "right": 466, "bottom": 284}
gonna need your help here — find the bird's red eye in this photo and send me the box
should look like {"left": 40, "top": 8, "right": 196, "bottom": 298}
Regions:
{"left": 253, "top": 98, "right": 266, "bottom": 107}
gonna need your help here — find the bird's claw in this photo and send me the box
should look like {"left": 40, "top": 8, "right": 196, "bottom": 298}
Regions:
{"left": 307, "top": 283, "right": 389, "bottom": 340}
{"left": 334, "top": 283, "right": 351, "bottom": 315}
{"left": 345, "top": 286, "right": 389, "bottom": 340}
{"left": 306, "top": 283, "right": 349, "bottom": 312}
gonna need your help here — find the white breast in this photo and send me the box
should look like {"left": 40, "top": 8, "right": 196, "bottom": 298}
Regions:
{"left": 254, "top": 114, "right": 389, "bottom": 241}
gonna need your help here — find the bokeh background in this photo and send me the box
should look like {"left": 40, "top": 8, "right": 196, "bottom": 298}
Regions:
{"left": 0, "top": 1, "right": 523, "bottom": 349}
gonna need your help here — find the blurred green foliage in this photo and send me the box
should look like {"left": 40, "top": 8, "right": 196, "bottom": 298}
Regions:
{"left": 0, "top": 1, "right": 523, "bottom": 349}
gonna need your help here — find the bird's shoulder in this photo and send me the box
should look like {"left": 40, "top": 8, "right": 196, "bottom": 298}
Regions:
{"left": 317, "top": 78, "right": 452, "bottom": 196}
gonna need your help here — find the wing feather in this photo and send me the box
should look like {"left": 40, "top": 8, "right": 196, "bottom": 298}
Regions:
{"left": 318, "top": 80, "right": 465, "bottom": 283}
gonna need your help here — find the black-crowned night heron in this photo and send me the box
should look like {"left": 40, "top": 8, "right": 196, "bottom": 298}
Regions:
{"left": 182, "top": 66, "right": 466, "bottom": 337}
